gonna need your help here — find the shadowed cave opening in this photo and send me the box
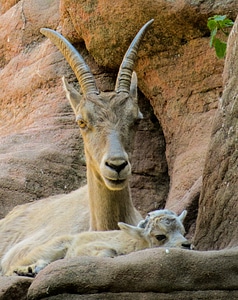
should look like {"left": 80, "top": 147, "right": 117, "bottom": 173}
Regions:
{"left": 130, "top": 90, "right": 170, "bottom": 217}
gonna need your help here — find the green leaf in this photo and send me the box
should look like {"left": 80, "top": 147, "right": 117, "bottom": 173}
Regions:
{"left": 207, "top": 14, "right": 234, "bottom": 58}
{"left": 207, "top": 19, "right": 217, "bottom": 31}
{"left": 222, "top": 19, "right": 234, "bottom": 27}
{"left": 213, "top": 38, "right": 227, "bottom": 59}
{"left": 209, "top": 28, "right": 217, "bottom": 47}
{"left": 211, "top": 15, "right": 227, "bottom": 22}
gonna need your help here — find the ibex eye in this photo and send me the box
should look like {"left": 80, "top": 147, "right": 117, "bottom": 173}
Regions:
{"left": 155, "top": 234, "right": 167, "bottom": 241}
{"left": 77, "top": 119, "right": 87, "bottom": 129}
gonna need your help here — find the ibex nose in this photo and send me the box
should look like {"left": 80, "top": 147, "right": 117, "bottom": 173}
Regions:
{"left": 105, "top": 160, "right": 128, "bottom": 174}
{"left": 181, "top": 241, "right": 192, "bottom": 250}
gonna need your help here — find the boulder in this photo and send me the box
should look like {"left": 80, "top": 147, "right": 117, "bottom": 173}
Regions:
{"left": 194, "top": 14, "right": 238, "bottom": 250}
{"left": 0, "top": 276, "right": 32, "bottom": 300}
{"left": 27, "top": 247, "right": 238, "bottom": 299}
{"left": 38, "top": 291, "right": 238, "bottom": 300}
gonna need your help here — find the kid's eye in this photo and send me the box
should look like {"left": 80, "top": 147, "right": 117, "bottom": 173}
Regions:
{"left": 155, "top": 234, "right": 167, "bottom": 241}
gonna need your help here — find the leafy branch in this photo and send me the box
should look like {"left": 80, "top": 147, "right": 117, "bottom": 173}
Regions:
{"left": 207, "top": 15, "right": 234, "bottom": 59}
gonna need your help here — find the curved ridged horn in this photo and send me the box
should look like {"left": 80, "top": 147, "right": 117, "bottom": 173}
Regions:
{"left": 40, "top": 28, "right": 99, "bottom": 95}
{"left": 115, "top": 19, "right": 154, "bottom": 94}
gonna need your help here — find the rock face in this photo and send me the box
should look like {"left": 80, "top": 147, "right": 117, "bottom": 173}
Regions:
{"left": 1, "top": 0, "right": 238, "bottom": 298}
{"left": 194, "top": 14, "right": 238, "bottom": 250}
{"left": 0, "top": 0, "right": 82, "bottom": 218}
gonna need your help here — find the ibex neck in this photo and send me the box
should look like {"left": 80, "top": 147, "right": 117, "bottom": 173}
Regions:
{"left": 87, "top": 167, "right": 137, "bottom": 230}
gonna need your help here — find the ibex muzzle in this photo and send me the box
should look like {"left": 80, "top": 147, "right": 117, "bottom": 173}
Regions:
{"left": 40, "top": 20, "right": 154, "bottom": 191}
{"left": 100, "top": 129, "right": 131, "bottom": 190}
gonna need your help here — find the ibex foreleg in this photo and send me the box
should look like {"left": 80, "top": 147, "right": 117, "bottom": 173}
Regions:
{"left": 5, "top": 235, "right": 73, "bottom": 276}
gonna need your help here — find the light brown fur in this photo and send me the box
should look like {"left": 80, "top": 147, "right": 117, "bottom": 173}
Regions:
{"left": 3, "top": 210, "right": 190, "bottom": 276}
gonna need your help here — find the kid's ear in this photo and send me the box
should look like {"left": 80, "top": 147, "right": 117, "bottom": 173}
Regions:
{"left": 118, "top": 222, "right": 144, "bottom": 238}
{"left": 62, "top": 76, "right": 83, "bottom": 115}
{"left": 178, "top": 210, "right": 187, "bottom": 223}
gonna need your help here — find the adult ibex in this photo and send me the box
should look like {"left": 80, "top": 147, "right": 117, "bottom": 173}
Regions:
{"left": 0, "top": 20, "right": 154, "bottom": 275}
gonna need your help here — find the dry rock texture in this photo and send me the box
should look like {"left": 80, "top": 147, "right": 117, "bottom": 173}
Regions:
{"left": 38, "top": 292, "right": 238, "bottom": 300}
{"left": 27, "top": 247, "right": 238, "bottom": 299}
{"left": 0, "top": 0, "right": 85, "bottom": 218}
{"left": 0, "top": 276, "right": 32, "bottom": 300}
{"left": 0, "top": 0, "right": 238, "bottom": 298}
{"left": 194, "top": 14, "right": 238, "bottom": 250}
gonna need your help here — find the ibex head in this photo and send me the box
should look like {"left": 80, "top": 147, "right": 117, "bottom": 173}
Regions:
{"left": 40, "top": 20, "right": 154, "bottom": 191}
{"left": 136, "top": 210, "right": 191, "bottom": 249}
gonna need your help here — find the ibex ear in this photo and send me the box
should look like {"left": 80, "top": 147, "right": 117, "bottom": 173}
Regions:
{"left": 62, "top": 76, "right": 83, "bottom": 115}
{"left": 130, "top": 71, "right": 137, "bottom": 99}
{"left": 178, "top": 210, "right": 187, "bottom": 224}
{"left": 118, "top": 222, "right": 144, "bottom": 238}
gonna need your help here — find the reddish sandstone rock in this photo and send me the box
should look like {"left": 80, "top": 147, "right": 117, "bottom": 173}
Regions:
{"left": 194, "top": 14, "right": 238, "bottom": 250}
{"left": 0, "top": 0, "right": 19, "bottom": 14}
{"left": 0, "top": 0, "right": 85, "bottom": 218}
